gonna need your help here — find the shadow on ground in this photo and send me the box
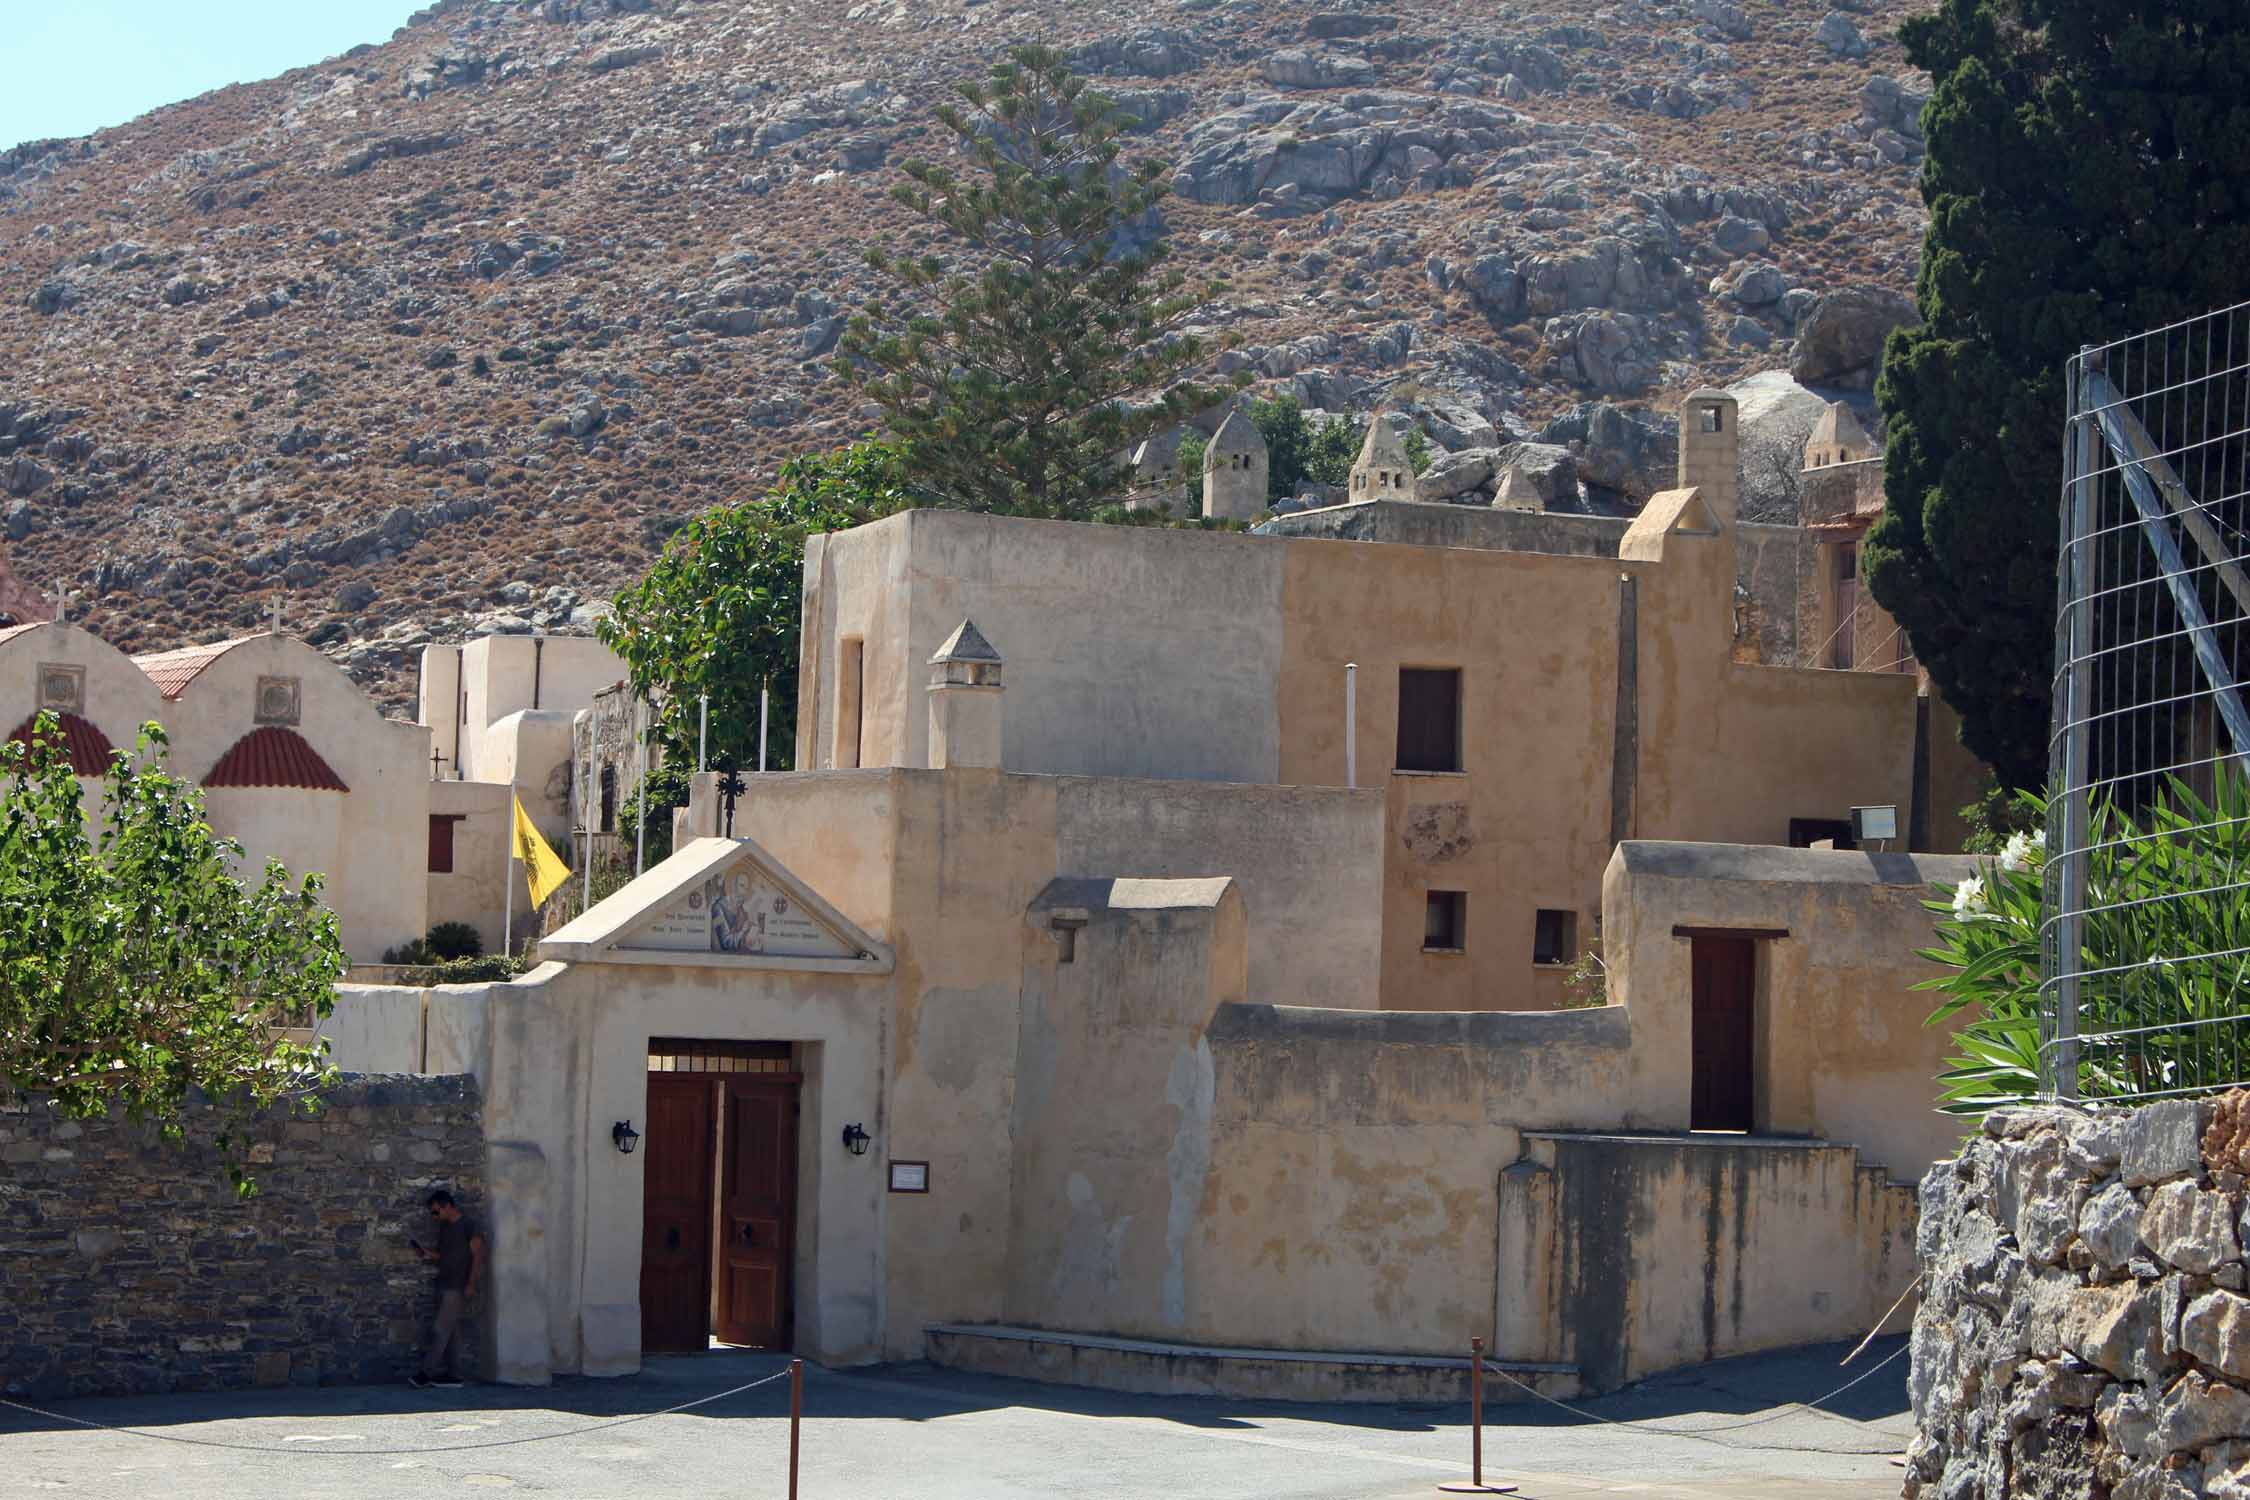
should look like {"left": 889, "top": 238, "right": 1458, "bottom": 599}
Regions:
{"left": 0, "top": 1334, "right": 1908, "bottom": 1448}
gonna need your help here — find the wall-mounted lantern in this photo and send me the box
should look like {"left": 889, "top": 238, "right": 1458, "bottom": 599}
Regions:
{"left": 841, "top": 1122, "right": 871, "bottom": 1157}
{"left": 612, "top": 1120, "right": 641, "bottom": 1155}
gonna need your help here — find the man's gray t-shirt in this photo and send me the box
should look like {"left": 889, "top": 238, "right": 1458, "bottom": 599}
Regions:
{"left": 435, "top": 1217, "right": 477, "bottom": 1291}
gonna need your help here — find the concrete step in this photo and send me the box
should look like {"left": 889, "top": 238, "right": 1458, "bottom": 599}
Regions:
{"left": 925, "top": 1322, "right": 1581, "bottom": 1405}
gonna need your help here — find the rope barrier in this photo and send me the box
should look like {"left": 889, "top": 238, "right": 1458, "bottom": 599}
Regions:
{"left": 0, "top": 1364, "right": 795, "bottom": 1457}
{"left": 1474, "top": 1339, "right": 1913, "bottom": 1457}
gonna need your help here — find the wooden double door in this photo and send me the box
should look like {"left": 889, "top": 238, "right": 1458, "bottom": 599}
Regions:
{"left": 639, "top": 1070, "right": 799, "bottom": 1353}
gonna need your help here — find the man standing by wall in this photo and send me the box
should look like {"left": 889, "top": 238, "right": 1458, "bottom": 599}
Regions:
{"left": 411, "top": 1189, "right": 484, "bottom": 1388}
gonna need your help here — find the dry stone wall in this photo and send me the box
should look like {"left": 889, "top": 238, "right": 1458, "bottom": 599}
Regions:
{"left": 1909, "top": 1092, "right": 2250, "bottom": 1499}
{"left": 0, "top": 1073, "right": 482, "bottom": 1399}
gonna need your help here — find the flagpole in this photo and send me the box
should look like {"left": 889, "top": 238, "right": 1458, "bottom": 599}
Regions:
{"left": 633, "top": 698, "right": 647, "bottom": 878}
{"left": 503, "top": 830, "right": 516, "bottom": 956}
{"left": 581, "top": 713, "right": 596, "bottom": 917}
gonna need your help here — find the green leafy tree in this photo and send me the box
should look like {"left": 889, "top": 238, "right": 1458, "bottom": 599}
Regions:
{"left": 1247, "top": 396, "right": 1314, "bottom": 501}
{"left": 0, "top": 716, "right": 344, "bottom": 1191}
{"left": 1865, "top": 0, "right": 2250, "bottom": 790}
{"left": 836, "top": 45, "right": 1233, "bottom": 519}
{"left": 1304, "top": 414, "right": 1363, "bottom": 487}
{"left": 599, "top": 440, "right": 911, "bottom": 775}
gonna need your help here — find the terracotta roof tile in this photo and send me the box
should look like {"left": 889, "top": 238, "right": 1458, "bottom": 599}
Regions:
{"left": 203, "top": 726, "right": 349, "bottom": 792}
{"left": 7, "top": 712, "right": 117, "bottom": 776}
{"left": 132, "top": 636, "right": 260, "bottom": 700}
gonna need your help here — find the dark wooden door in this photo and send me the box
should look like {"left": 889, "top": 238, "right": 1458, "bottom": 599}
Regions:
{"left": 1690, "top": 936, "right": 1756, "bottom": 1132}
{"left": 716, "top": 1078, "right": 798, "bottom": 1348}
{"left": 639, "top": 1074, "right": 716, "bottom": 1353}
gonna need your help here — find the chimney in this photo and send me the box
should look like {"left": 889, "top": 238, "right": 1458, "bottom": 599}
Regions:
{"left": 1677, "top": 389, "right": 1741, "bottom": 525}
{"left": 927, "top": 618, "right": 1004, "bottom": 770}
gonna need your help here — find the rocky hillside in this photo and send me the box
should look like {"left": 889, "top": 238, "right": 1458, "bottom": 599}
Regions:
{"left": 0, "top": 0, "right": 1932, "bottom": 710}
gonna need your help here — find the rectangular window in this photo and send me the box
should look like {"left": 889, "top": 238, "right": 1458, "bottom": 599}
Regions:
{"left": 1424, "top": 890, "right": 1466, "bottom": 953}
{"left": 427, "top": 814, "right": 465, "bottom": 874}
{"left": 1788, "top": 817, "right": 1857, "bottom": 851}
{"left": 1533, "top": 908, "right": 1576, "bottom": 966}
{"left": 1396, "top": 667, "right": 1462, "bottom": 773}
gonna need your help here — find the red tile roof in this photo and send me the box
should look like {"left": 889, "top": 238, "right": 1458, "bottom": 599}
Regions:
{"left": 7, "top": 712, "right": 117, "bottom": 777}
{"left": 203, "top": 726, "right": 349, "bottom": 792}
{"left": 132, "top": 636, "right": 260, "bottom": 700}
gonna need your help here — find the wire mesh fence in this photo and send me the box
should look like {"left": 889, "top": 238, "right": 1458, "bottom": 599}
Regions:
{"left": 2043, "top": 300, "right": 2250, "bottom": 1102}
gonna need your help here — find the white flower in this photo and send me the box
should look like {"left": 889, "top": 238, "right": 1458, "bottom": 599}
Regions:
{"left": 1997, "top": 828, "right": 2048, "bottom": 874}
{"left": 1952, "top": 875, "right": 1988, "bottom": 918}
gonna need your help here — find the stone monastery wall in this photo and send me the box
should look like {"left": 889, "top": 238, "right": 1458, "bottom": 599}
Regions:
{"left": 0, "top": 1074, "right": 483, "bottom": 1399}
{"left": 1909, "top": 1092, "right": 2250, "bottom": 1499}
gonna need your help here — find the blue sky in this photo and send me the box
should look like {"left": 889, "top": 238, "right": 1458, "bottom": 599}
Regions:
{"left": 4, "top": 1, "right": 427, "bottom": 152}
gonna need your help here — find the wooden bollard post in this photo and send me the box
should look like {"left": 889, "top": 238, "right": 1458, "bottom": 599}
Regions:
{"left": 789, "top": 1358, "right": 803, "bottom": 1500}
{"left": 1438, "top": 1336, "right": 1518, "bottom": 1494}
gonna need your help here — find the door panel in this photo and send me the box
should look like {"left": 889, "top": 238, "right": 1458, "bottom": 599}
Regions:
{"left": 1690, "top": 936, "right": 1756, "bottom": 1132}
{"left": 639, "top": 1075, "right": 716, "bottom": 1353}
{"left": 716, "top": 1079, "right": 798, "bottom": 1348}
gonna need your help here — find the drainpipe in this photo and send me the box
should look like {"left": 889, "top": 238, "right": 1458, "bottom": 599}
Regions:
{"left": 1345, "top": 662, "right": 1357, "bottom": 789}
{"left": 532, "top": 636, "right": 544, "bottom": 711}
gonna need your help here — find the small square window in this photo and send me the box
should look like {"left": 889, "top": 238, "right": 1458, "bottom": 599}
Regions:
{"left": 1699, "top": 405, "right": 1724, "bottom": 433}
{"left": 1533, "top": 908, "right": 1576, "bottom": 966}
{"left": 1424, "top": 891, "right": 1466, "bottom": 953}
{"left": 1397, "top": 667, "right": 1463, "bottom": 773}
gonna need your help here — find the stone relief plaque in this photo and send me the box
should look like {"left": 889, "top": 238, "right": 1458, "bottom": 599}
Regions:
{"left": 624, "top": 866, "right": 856, "bottom": 960}
{"left": 36, "top": 663, "right": 84, "bottom": 715}
{"left": 254, "top": 675, "right": 302, "bottom": 727}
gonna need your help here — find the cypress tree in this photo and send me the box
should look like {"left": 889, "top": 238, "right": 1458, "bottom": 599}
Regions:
{"left": 1865, "top": 0, "right": 2250, "bottom": 789}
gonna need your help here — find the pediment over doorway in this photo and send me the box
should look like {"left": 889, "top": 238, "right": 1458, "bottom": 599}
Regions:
{"left": 539, "top": 836, "right": 893, "bottom": 973}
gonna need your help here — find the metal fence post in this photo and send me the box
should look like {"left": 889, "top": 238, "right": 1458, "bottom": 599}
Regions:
{"left": 789, "top": 1358, "right": 803, "bottom": 1500}
{"left": 2048, "top": 349, "right": 2098, "bottom": 1101}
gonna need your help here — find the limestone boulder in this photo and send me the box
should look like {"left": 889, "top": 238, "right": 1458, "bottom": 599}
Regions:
{"left": 1688, "top": 0, "right": 1752, "bottom": 40}
{"left": 1539, "top": 401, "right": 1677, "bottom": 504}
{"left": 1711, "top": 216, "right": 1772, "bottom": 257}
{"left": 1495, "top": 442, "right": 1578, "bottom": 507}
{"left": 1416, "top": 448, "right": 1497, "bottom": 502}
{"left": 1719, "top": 264, "right": 1790, "bottom": 307}
{"left": 1463, "top": 254, "right": 1525, "bottom": 321}
{"left": 2184, "top": 1293, "right": 2250, "bottom": 1382}
{"left": 2140, "top": 1180, "right": 2240, "bottom": 1272}
{"left": 1725, "top": 370, "right": 1831, "bottom": 522}
{"left": 2158, "top": 1373, "right": 2250, "bottom": 1456}
{"left": 1816, "top": 12, "right": 1871, "bottom": 58}
{"left": 2122, "top": 1099, "right": 2207, "bottom": 1187}
{"left": 1262, "top": 48, "right": 1377, "bottom": 89}
{"left": 1790, "top": 285, "right": 1919, "bottom": 389}
{"left": 1399, "top": 393, "right": 1496, "bottom": 451}
{"left": 1860, "top": 74, "right": 1930, "bottom": 142}
{"left": 1547, "top": 311, "right": 1658, "bottom": 395}
{"left": 1071, "top": 27, "right": 1205, "bottom": 78}
{"left": 2078, "top": 1181, "right": 2143, "bottom": 1273}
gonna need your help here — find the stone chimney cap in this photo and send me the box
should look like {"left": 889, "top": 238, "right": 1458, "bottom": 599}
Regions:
{"left": 930, "top": 618, "right": 1002, "bottom": 667}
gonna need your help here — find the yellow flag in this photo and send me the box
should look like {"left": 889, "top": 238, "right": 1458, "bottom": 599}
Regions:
{"left": 511, "top": 794, "right": 573, "bottom": 908}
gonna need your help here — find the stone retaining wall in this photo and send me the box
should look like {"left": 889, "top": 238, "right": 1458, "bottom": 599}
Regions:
{"left": 0, "top": 1073, "right": 483, "bottom": 1399}
{"left": 1909, "top": 1091, "right": 2250, "bottom": 1498}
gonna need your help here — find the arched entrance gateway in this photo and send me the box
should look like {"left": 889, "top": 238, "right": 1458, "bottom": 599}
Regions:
{"left": 534, "top": 835, "right": 893, "bottom": 1374}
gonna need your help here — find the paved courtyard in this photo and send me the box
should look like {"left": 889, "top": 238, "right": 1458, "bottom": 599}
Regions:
{"left": 1, "top": 1337, "right": 1913, "bottom": 1499}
